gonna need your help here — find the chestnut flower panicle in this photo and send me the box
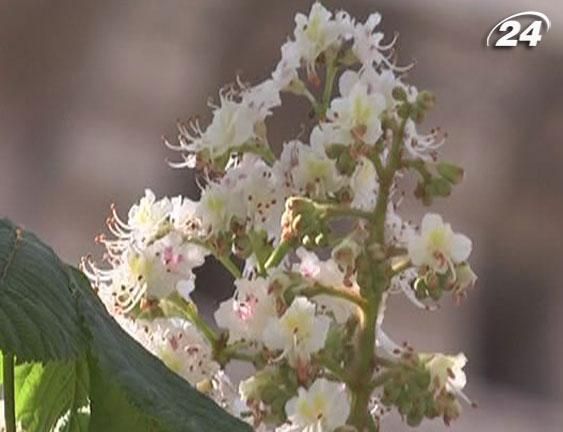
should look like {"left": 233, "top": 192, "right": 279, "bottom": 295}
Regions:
{"left": 85, "top": 3, "right": 478, "bottom": 431}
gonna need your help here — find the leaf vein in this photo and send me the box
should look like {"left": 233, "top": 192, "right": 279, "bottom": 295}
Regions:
{"left": 0, "top": 224, "right": 22, "bottom": 287}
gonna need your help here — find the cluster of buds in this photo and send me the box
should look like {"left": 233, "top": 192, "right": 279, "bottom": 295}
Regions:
{"left": 381, "top": 352, "right": 471, "bottom": 427}
{"left": 280, "top": 197, "right": 330, "bottom": 247}
{"left": 85, "top": 3, "right": 477, "bottom": 431}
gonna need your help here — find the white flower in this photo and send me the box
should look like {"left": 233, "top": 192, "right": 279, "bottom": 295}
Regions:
{"left": 197, "top": 155, "right": 285, "bottom": 238}
{"left": 407, "top": 214, "right": 472, "bottom": 274}
{"left": 214, "top": 277, "right": 277, "bottom": 344}
{"left": 116, "top": 316, "right": 220, "bottom": 386}
{"left": 277, "top": 140, "right": 345, "bottom": 200}
{"left": 224, "top": 155, "right": 285, "bottom": 240}
{"left": 242, "top": 78, "right": 282, "bottom": 121}
{"left": 83, "top": 191, "right": 209, "bottom": 313}
{"left": 350, "top": 156, "right": 378, "bottom": 211}
{"left": 170, "top": 195, "right": 201, "bottom": 233}
{"left": 352, "top": 13, "right": 392, "bottom": 67}
{"left": 263, "top": 297, "right": 330, "bottom": 365}
{"left": 283, "top": 378, "right": 350, "bottom": 432}
{"left": 273, "top": 41, "right": 301, "bottom": 89}
{"left": 326, "top": 71, "right": 386, "bottom": 146}
{"left": 127, "top": 189, "right": 172, "bottom": 242}
{"left": 293, "top": 3, "right": 349, "bottom": 70}
{"left": 338, "top": 67, "right": 398, "bottom": 110}
{"left": 142, "top": 318, "right": 219, "bottom": 385}
{"left": 180, "top": 91, "right": 255, "bottom": 162}
{"left": 420, "top": 353, "right": 467, "bottom": 395}
{"left": 196, "top": 181, "right": 244, "bottom": 235}
{"left": 294, "top": 248, "right": 359, "bottom": 324}
{"left": 403, "top": 119, "right": 444, "bottom": 161}
{"left": 86, "top": 230, "right": 205, "bottom": 313}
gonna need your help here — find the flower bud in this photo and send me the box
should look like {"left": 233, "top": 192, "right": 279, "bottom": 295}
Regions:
{"left": 397, "top": 103, "right": 411, "bottom": 120}
{"left": 416, "top": 90, "right": 436, "bottom": 111}
{"left": 450, "top": 263, "right": 477, "bottom": 296}
{"left": 285, "top": 78, "right": 308, "bottom": 96}
{"left": 392, "top": 86, "right": 408, "bottom": 102}
{"left": 325, "top": 144, "right": 346, "bottom": 159}
{"left": 437, "top": 162, "right": 464, "bottom": 185}
{"left": 336, "top": 151, "right": 356, "bottom": 176}
{"left": 428, "top": 177, "right": 452, "bottom": 198}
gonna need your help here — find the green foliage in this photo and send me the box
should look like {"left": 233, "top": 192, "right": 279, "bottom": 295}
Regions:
{"left": 15, "top": 358, "right": 89, "bottom": 431}
{"left": 88, "top": 360, "right": 161, "bottom": 432}
{"left": 0, "top": 219, "right": 85, "bottom": 361}
{"left": 0, "top": 219, "right": 251, "bottom": 432}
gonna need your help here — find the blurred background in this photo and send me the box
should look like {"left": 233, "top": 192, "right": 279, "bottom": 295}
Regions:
{"left": 0, "top": 0, "right": 562, "bottom": 430}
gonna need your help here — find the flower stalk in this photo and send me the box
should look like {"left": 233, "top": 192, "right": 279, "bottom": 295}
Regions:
{"left": 3, "top": 353, "right": 16, "bottom": 432}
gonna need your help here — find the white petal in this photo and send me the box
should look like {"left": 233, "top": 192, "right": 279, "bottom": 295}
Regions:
{"left": 338, "top": 69, "right": 359, "bottom": 96}
{"left": 451, "top": 233, "right": 472, "bottom": 263}
{"left": 307, "top": 315, "right": 331, "bottom": 353}
{"left": 407, "top": 237, "right": 428, "bottom": 266}
{"left": 176, "top": 279, "right": 195, "bottom": 300}
{"left": 421, "top": 213, "right": 444, "bottom": 234}
{"left": 263, "top": 318, "right": 286, "bottom": 351}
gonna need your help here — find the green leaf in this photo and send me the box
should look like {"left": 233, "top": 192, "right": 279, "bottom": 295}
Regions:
{"left": 68, "top": 267, "right": 252, "bottom": 432}
{"left": 15, "top": 357, "right": 89, "bottom": 432}
{"left": 88, "top": 359, "right": 162, "bottom": 432}
{"left": 55, "top": 411, "right": 90, "bottom": 432}
{"left": 0, "top": 219, "right": 84, "bottom": 361}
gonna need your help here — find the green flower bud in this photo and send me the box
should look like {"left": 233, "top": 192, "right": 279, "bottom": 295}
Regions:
{"left": 414, "top": 369, "right": 432, "bottom": 390}
{"left": 409, "top": 105, "right": 426, "bottom": 123}
{"left": 397, "top": 103, "right": 411, "bottom": 119}
{"left": 437, "top": 162, "right": 464, "bottom": 184}
{"left": 428, "top": 177, "right": 452, "bottom": 197}
{"left": 416, "top": 90, "right": 436, "bottom": 111}
{"left": 285, "top": 78, "right": 308, "bottom": 96}
{"left": 392, "top": 86, "right": 408, "bottom": 102}
{"left": 336, "top": 151, "right": 356, "bottom": 176}
{"left": 339, "top": 47, "right": 359, "bottom": 66}
{"left": 406, "top": 404, "right": 425, "bottom": 427}
{"left": 325, "top": 144, "right": 346, "bottom": 159}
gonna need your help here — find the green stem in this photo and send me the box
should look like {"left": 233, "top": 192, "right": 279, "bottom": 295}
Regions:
{"left": 407, "top": 158, "right": 432, "bottom": 182}
{"left": 247, "top": 231, "right": 267, "bottom": 276}
{"left": 264, "top": 240, "right": 292, "bottom": 270}
{"left": 299, "top": 284, "right": 367, "bottom": 309}
{"left": 185, "top": 238, "right": 242, "bottom": 279}
{"left": 3, "top": 353, "right": 16, "bottom": 432}
{"left": 319, "top": 59, "right": 338, "bottom": 118}
{"left": 302, "top": 87, "right": 320, "bottom": 111}
{"left": 237, "top": 142, "right": 276, "bottom": 165}
{"left": 216, "top": 254, "right": 242, "bottom": 279}
{"left": 347, "top": 258, "right": 388, "bottom": 429}
{"left": 322, "top": 204, "right": 373, "bottom": 221}
{"left": 371, "top": 152, "right": 386, "bottom": 180}
{"left": 372, "top": 117, "right": 408, "bottom": 244}
{"left": 220, "top": 343, "right": 262, "bottom": 366}
{"left": 347, "top": 118, "right": 409, "bottom": 428}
